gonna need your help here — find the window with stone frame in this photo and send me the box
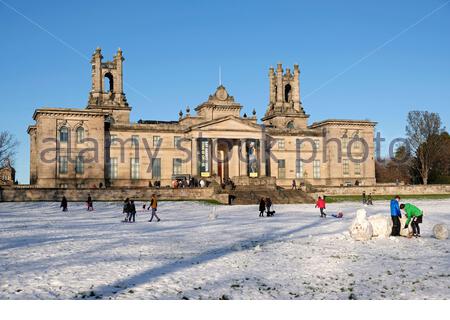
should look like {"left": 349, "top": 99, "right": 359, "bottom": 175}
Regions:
{"left": 343, "top": 159, "right": 350, "bottom": 175}
{"left": 173, "top": 158, "right": 183, "bottom": 175}
{"left": 76, "top": 127, "right": 85, "bottom": 144}
{"left": 109, "top": 158, "right": 118, "bottom": 179}
{"left": 354, "top": 161, "right": 361, "bottom": 175}
{"left": 131, "top": 158, "right": 140, "bottom": 180}
{"left": 131, "top": 135, "right": 139, "bottom": 146}
{"left": 277, "top": 139, "right": 285, "bottom": 150}
{"left": 59, "top": 156, "right": 68, "bottom": 174}
{"left": 153, "top": 136, "right": 162, "bottom": 147}
{"left": 110, "top": 134, "right": 118, "bottom": 146}
{"left": 174, "top": 136, "right": 182, "bottom": 148}
{"left": 75, "top": 156, "right": 84, "bottom": 174}
{"left": 60, "top": 127, "right": 69, "bottom": 143}
{"left": 313, "top": 139, "right": 320, "bottom": 151}
{"left": 295, "top": 159, "right": 304, "bottom": 179}
{"left": 313, "top": 160, "right": 321, "bottom": 179}
{"left": 152, "top": 158, "right": 161, "bottom": 180}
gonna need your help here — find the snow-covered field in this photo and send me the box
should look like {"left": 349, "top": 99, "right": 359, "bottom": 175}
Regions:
{"left": 0, "top": 200, "right": 449, "bottom": 300}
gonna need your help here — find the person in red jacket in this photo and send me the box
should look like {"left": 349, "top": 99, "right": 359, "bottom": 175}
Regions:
{"left": 315, "top": 196, "right": 326, "bottom": 218}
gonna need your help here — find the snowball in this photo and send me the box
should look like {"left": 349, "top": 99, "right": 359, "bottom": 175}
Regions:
{"left": 349, "top": 209, "right": 373, "bottom": 241}
{"left": 368, "top": 214, "right": 393, "bottom": 238}
{"left": 399, "top": 216, "right": 413, "bottom": 237}
{"left": 432, "top": 224, "right": 448, "bottom": 240}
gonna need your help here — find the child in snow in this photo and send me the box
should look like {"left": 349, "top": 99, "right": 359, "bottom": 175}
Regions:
{"left": 315, "top": 196, "right": 326, "bottom": 218}
{"left": 390, "top": 196, "right": 401, "bottom": 236}
{"left": 400, "top": 203, "right": 423, "bottom": 237}
{"left": 331, "top": 212, "right": 343, "bottom": 218}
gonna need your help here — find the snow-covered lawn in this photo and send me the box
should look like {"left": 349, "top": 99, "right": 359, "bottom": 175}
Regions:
{"left": 0, "top": 200, "right": 449, "bottom": 300}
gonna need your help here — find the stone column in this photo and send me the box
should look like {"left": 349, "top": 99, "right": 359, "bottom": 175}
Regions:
{"left": 191, "top": 137, "right": 198, "bottom": 176}
{"left": 211, "top": 138, "right": 218, "bottom": 176}
{"left": 230, "top": 141, "right": 239, "bottom": 178}
{"left": 240, "top": 139, "right": 248, "bottom": 176}
{"left": 276, "top": 63, "right": 283, "bottom": 106}
{"left": 293, "top": 64, "right": 301, "bottom": 112}
{"left": 259, "top": 138, "right": 266, "bottom": 177}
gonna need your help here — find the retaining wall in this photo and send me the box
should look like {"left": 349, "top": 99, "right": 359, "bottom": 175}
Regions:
{"left": 0, "top": 186, "right": 229, "bottom": 204}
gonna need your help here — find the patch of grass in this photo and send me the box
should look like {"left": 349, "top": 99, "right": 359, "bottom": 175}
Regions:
{"left": 325, "top": 194, "right": 450, "bottom": 203}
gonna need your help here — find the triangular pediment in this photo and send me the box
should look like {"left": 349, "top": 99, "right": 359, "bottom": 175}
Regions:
{"left": 189, "top": 116, "right": 262, "bottom": 132}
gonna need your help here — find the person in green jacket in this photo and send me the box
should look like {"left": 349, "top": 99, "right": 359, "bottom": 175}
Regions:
{"left": 400, "top": 203, "right": 423, "bottom": 237}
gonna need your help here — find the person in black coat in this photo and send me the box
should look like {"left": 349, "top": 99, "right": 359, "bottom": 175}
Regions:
{"left": 87, "top": 194, "right": 94, "bottom": 211}
{"left": 259, "top": 198, "right": 266, "bottom": 217}
{"left": 123, "top": 198, "right": 130, "bottom": 222}
{"left": 60, "top": 196, "right": 68, "bottom": 212}
{"left": 128, "top": 200, "right": 136, "bottom": 223}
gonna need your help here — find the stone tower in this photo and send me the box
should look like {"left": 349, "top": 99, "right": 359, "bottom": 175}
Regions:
{"left": 262, "top": 63, "right": 309, "bottom": 129}
{"left": 87, "top": 47, "right": 131, "bottom": 123}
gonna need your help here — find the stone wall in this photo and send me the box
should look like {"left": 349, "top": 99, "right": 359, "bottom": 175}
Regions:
{"left": 0, "top": 186, "right": 229, "bottom": 204}
{"left": 311, "top": 184, "right": 450, "bottom": 198}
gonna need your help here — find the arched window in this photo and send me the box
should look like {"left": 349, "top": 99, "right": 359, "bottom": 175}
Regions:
{"left": 60, "top": 127, "right": 69, "bottom": 143}
{"left": 104, "top": 73, "right": 114, "bottom": 92}
{"left": 286, "top": 121, "right": 294, "bottom": 129}
{"left": 76, "top": 127, "right": 85, "bottom": 143}
{"left": 284, "top": 84, "right": 292, "bottom": 102}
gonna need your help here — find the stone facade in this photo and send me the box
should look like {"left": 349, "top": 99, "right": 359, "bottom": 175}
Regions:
{"left": 28, "top": 48, "right": 377, "bottom": 188}
{"left": 0, "top": 162, "right": 16, "bottom": 186}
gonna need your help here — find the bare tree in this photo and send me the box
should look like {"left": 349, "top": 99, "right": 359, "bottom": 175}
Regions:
{"left": 0, "top": 131, "right": 18, "bottom": 167}
{"left": 406, "top": 111, "right": 444, "bottom": 185}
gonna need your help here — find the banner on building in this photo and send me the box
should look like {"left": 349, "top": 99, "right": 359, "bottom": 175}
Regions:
{"left": 199, "top": 138, "right": 210, "bottom": 177}
{"left": 247, "top": 139, "right": 259, "bottom": 178}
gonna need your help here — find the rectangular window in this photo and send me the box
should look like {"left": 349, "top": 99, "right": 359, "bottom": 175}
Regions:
{"left": 60, "top": 128, "right": 69, "bottom": 143}
{"left": 153, "top": 136, "right": 161, "bottom": 147}
{"left": 314, "top": 139, "right": 320, "bottom": 150}
{"left": 109, "top": 158, "right": 118, "bottom": 179}
{"left": 76, "top": 128, "right": 85, "bottom": 144}
{"left": 174, "top": 136, "right": 181, "bottom": 148}
{"left": 110, "top": 134, "right": 118, "bottom": 146}
{"left": 59, "top": 156, "right": 68, "bottom": 174}
{"left": 313, "top": 160, "right": 321, "bottom": 179}
{"left": 75, "top": 156, "right": 84, "bottom": 174}
{"left": 355, "top": 162, "right": 361, "bottom": 175}
{"left": 277, "top": 139, "right": 285, "bottom": 150}
{"left": 131, "top": 135, "right": 139, "bottom": 146}
{"left": 295, "top": 159, "right": 304, "bottom": 178}
{"left": 173, "top": 158, "right": 182, "bottom": 175}
{"left": 152, "top": 158, "right": 161, "bottom": 180}
{"left": 343, "top": 159, "right": 349, "bottom": 175}
{"left": 131, "top": 158, "right": 140, "bottom": 180}
{"left": 278, "top": 159, "right": 286, "bottom": 179}
{"left": 342, "top": 137, "right": 348, "bottom": 151}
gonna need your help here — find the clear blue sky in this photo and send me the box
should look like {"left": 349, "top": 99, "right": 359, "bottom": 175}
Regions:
{"left": 1, "top": 0, "right": 449, "bottom": 183}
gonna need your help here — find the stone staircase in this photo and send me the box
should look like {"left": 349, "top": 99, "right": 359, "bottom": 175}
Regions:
{"left": 227, "top": 186, "right": 315, "bottom": 205}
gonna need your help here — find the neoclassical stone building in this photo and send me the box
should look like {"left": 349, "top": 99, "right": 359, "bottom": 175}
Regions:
{"left": 28, "top": 48, "right": 376, "bottom": 188}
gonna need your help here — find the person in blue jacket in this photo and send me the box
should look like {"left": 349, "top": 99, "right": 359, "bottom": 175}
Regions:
{"left": 390, "top": 195, "right": 401, "bottom": 236}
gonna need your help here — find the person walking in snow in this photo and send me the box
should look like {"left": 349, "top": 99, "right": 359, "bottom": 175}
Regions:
{"left": 265, "top": 197, "right": 273, "bottom": 216}
{"left": 148, "top": 194, "right": 161, "bottom": 222}
{"left": 400, "top": 203, "right": 423, "bottom": 237}
{"left": 367, "top": 193, "right": 373, "bottom": 205}
{"left": 60, "top": 196, "right": 68, "bottom": 212}
{"left": 123, "top": 198, "right": 131, "bottom": 222}
{"left": 258, "top": 197, "right": 266, "bottom": 217}
{"left": 362, "top": 191, "right": 367, "bottom": 204}
{"left": 86, "top": 194, "right": 94, "bottom": 211}
{"left": 315, "top": 196, "right": 326, "bottom": 218}
{"left": 128, "top": 200, "right": 137, "bottom": 223}
{"left": 390, "top": 195, "right": 401, "bottom": 236}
